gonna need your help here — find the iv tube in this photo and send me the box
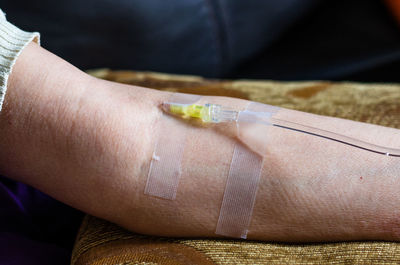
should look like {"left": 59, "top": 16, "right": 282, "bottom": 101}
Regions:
{"left": 162, "top": 102, "right": 400, "bottom": 157}
{"left": 270, "top": 117, "right": 400, "bottom": 157}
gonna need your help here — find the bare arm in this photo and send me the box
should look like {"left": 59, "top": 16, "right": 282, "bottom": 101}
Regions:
{"left": 1, "top": 42, "right": 399, "bottom": 242}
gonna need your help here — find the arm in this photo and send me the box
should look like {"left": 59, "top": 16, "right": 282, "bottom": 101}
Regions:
{"left": 1, "top": 42, "right": 400, "bottom": 242}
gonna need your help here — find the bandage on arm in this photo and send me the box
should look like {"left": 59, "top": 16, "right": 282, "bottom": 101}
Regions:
{"left": 145, "top": 93, "right": 201, "bottom": 199}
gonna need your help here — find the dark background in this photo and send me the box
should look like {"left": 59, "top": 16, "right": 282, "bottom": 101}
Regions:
{"left": 2, "top": 0, "right": 400, "bottom": 82}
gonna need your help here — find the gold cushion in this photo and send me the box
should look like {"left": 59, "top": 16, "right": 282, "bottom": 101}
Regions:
{"left": 72, "top": 69, "right": 400, "bottom": 265}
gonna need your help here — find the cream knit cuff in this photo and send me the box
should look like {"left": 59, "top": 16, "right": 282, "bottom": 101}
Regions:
{"left": 0, "top": 10, "right": 40, "bottom": 113}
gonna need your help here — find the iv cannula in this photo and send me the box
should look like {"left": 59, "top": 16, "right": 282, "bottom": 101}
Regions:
{"left": 162, "top": 102, "right": 400, "bottom": 157}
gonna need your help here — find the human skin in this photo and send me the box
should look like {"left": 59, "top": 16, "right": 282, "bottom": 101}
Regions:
{"left": 1, "top": 42, "right": 400, "bottom": 242}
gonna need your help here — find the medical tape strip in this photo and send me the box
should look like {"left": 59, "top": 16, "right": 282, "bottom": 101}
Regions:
{"left": 144, "top": 93, "right": 201, "bottom": 200}
{"left": 215, "top": 102, "right": 279, "bottom": 239}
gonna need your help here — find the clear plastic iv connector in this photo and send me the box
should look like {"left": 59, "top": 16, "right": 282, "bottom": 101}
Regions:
{"left": 162, "top": 102, "right": 400, "bottom": 157}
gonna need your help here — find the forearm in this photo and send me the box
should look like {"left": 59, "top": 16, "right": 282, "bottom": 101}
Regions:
{"left": 1, "top": 42, "right": 400, "bottom": 242}
{"left": 124, "top": 103, "right": 400, "bottom": 242}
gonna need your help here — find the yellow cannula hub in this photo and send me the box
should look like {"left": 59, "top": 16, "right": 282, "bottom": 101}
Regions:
{"left": 163, "top": 102, "right": 238, "bottom": 123}
{"left": 167, "top": 103, "right": 213, "bottom": 122}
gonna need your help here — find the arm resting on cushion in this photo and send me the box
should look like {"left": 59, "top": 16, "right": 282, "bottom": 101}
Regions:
{"left": 1, "top": 42, "right": 399, "bottom": 242}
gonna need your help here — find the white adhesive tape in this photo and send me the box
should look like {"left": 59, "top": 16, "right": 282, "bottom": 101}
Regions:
{"left": 144, "top": 93, "right": 201, "bottom": 200}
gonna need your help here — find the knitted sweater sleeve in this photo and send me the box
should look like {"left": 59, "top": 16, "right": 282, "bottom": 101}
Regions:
{"left": 0, "top": 9, "right": 40, "bottom": 112}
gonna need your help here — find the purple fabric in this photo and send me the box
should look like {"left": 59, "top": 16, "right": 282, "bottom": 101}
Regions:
{"left": 0, "top": 176, "right": 83, "bottom": 265}
{"left": 0, "top": 233, "right": 70, "bottom": 265}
